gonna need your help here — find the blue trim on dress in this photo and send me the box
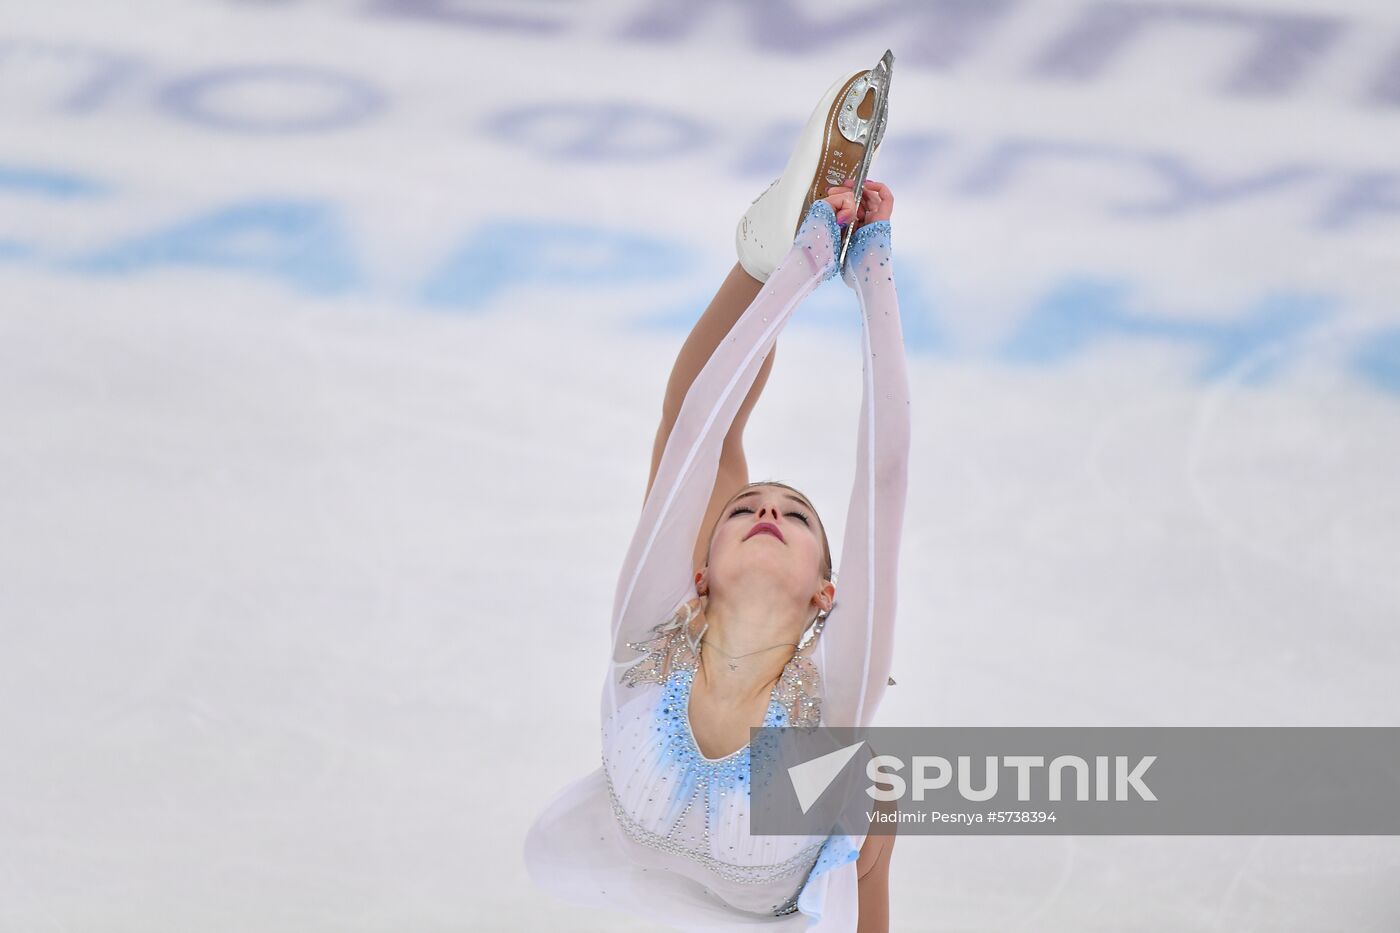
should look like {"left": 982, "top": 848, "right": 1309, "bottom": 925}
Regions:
{"left": 796, "top": 199, "right": 842, "bottom": 282}
{"left": 841, "top": 220, "right": 893, "bottom": 287}
{"left": 654, "top": 667, "right": 787, "bottom": 822}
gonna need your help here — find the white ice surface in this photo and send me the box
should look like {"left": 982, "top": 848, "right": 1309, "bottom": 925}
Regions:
{"left": 2, "top": 1, "right": 1399, "bottom": 931}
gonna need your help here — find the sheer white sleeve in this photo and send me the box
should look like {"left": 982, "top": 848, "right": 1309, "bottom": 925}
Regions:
{"left": 815, "top": 219, "right": 912, "bottom": 728}
{"left": 601, "top": 200, "right": 844, "bottom": 726}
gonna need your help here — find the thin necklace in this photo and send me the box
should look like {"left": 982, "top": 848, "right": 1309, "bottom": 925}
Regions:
{"left": 699, "top": 633, "right": 799, "bottom": 672}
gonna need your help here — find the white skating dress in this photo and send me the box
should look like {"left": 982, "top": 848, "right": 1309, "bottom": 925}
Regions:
{"left": 524, "top": 200, "right": 912, "bottom": 931}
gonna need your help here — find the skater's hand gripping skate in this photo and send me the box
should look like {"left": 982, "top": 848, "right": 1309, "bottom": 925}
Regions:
{"left": 824, "top": 178, "right": 894, "bottom": 229}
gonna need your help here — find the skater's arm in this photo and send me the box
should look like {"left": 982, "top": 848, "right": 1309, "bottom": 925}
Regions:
{"left": 642, "top": 180, "right": 872, "bottom": 576}
{"left": 856, "top": 829, "right": 895, "bottom": 933}
{"left": 645, "top": 263, "right": 778, "bottom": 576}
{"left": 857, "top": 796, "right": 897, "bottom": 933}
{"left": 816, "top": 183, "right": 913, "bottom": 728}
{"left": 603, "top": 202, "right": 843, "bottom": 715}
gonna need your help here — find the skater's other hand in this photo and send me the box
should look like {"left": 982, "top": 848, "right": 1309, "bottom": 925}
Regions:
{"left": 824, "top": 178, "right": 893, "bottom": 228}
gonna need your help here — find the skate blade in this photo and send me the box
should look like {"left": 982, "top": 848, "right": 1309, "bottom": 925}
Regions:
{"left": 838, "top": 49, "right": 895, "bottom": 272}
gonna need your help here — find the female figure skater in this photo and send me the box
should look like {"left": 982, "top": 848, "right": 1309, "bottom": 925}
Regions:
{"left": 525, "top": 53, "right": 910, "bottom": 932}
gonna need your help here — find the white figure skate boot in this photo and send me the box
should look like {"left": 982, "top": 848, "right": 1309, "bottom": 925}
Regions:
{"left": 735, "top": 49, "right": 894, "bottom": 282}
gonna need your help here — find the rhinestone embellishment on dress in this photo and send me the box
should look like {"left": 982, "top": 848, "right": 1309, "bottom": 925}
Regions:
{"left": 619, "top": 597, "right": 823, "bottom": 730}
{"left": 603, "top": 774, "right": 824, "bottom": 886}
{"left": 607, "top": 598, "right": 830, "bottom": 916}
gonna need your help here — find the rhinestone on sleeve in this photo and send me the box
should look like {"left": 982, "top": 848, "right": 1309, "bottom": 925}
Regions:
{"left": 619, "top": 597, "right": 702, "bottom": 688}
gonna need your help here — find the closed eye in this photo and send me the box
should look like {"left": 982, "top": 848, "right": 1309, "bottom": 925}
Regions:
{"left": 728, "top": 505, "right": 811, "bottom": 526}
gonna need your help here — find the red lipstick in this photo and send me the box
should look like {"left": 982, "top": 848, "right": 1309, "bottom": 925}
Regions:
{"left": 743, "top": 521, "right": 785, "bottom": 543}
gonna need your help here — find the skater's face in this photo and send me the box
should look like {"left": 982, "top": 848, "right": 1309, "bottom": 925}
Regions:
{"left": 704, "top": 483, "right": 831, "bottom": 611}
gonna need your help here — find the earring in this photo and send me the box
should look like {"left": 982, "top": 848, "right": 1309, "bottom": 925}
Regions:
{"left": 798, "top": 609, "right": 829, "bottom": 650}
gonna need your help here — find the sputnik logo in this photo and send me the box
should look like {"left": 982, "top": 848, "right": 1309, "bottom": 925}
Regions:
{"left": 787, "top": 740, "right": 866, "bottom": 814}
